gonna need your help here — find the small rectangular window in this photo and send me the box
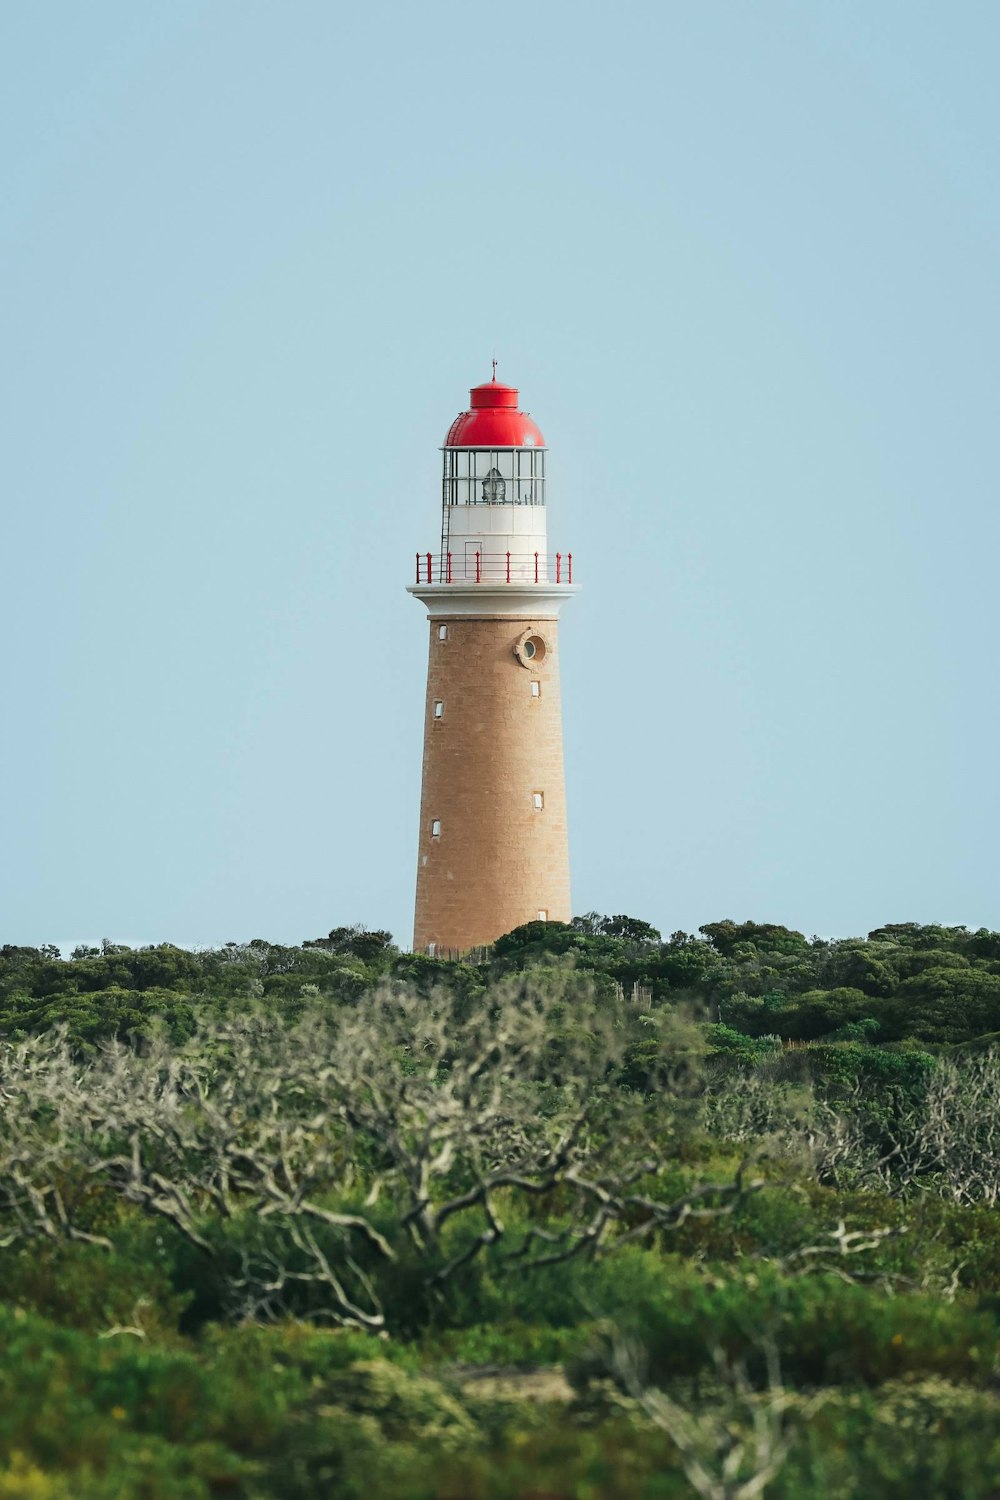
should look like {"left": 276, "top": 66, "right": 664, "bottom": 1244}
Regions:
{"left": 438, "top": 624, "right": 448, "bottom": 641}
{"left": 537, "top": 910, "right": 548, "bottom": 922}
{"left": 530, "top": 681, "right": 540, "bottom": 698}
{"left": 532, "top": 791, "right": 544, "bottom": 811}
{"left": 431, "top": 819, "right": 441, "bottom": 838}
{"left": 433, "top": 700, "right": 444, "bottom": 718}
{"left": 427, "top": 942, "right": 436, "bottom": 956}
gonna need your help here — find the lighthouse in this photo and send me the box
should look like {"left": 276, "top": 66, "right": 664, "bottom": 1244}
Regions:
{"left": 407, "top": 374, "right": 579, "bottom": 955}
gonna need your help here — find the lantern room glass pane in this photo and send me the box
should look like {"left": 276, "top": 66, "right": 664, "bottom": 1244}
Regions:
{"left": 442, "top": 447, "right": 546, "bottom": 506}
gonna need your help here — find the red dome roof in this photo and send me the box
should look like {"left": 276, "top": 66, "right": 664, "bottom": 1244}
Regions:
{"left": 443, "top": 379, "right": 546, "bottom": 448}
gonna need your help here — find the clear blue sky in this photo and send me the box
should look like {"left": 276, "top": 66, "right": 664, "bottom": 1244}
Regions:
{"left": 3, "top": 1, "right": 997, "bottom": 951}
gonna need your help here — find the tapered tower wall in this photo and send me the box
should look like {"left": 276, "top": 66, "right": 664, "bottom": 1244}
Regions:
{"left": 413, "top": 613, "right": 570, "bottom": 953}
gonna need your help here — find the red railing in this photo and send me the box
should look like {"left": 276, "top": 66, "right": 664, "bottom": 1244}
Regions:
{"left": 414, "top": 551, "right": 574, "bottom": 585}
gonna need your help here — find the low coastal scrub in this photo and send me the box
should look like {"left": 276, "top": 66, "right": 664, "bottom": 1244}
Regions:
{"left": 2, "top": 917, "right": 1000, "bottom": 1497}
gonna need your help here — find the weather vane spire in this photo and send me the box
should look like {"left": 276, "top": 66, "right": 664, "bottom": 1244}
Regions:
{"left": 492, "top": 357, "right": 497, "bottom": 381}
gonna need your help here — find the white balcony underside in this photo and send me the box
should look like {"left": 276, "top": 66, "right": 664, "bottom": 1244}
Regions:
{"left": 406, "top": 582, "right": 581, "bottom": 619}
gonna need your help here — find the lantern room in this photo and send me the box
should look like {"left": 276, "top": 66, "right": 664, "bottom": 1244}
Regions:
{"left": 442, "top": 445, "right": 546, "bottom": 509}
{"left": 434, "top": 378, "right": 550, "bottom": 581}
{"left": 441, "top": 379, "right": 547, "bottom": 510}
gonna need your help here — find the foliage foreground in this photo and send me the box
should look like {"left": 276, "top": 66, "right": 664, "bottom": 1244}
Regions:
{"left": 2, "top": 917, "right": 1000, "bottom": 1497}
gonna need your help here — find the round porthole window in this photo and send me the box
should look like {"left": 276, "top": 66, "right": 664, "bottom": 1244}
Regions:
{"left": 514, "top": 630, "right": 548, "bottom": 668}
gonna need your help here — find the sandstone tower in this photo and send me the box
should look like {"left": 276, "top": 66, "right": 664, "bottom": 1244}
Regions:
{"left": 407, "top": 374, "right": 579, "bottom": 955}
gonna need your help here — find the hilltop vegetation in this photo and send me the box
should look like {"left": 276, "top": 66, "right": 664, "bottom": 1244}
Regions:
{"left": 2, "top": 916, "right": 1000, "bottom": 1497}
{"left": 6, "top": 914, "right": 1000, "bottom": 1050}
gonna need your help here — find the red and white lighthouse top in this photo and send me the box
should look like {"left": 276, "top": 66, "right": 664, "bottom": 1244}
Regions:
{"left": 443, "top": 379, "right": 546, "bottom": 449}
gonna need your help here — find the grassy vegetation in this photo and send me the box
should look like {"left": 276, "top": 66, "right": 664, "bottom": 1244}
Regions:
{"left": 2, "top": 916, "right": 1000, "bottom": 1497}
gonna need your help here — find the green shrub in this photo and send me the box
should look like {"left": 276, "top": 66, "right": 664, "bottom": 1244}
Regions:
{"left": 0, "top": 1225, "right": 189, "bottom": 1339}
{"left": 572, "top": 1261, "right": 998, "bottom": 1389}
{"left": 774, "top": 1380, "right": 1000, "bottom": 1498}
{"left": 879, "top": 967, "right": 1000, "bottom": 1043}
